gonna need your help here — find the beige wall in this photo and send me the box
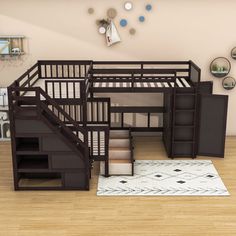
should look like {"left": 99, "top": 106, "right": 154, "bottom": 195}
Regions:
{"left": 0, "top": 0, "right": 236, "bottom": 135}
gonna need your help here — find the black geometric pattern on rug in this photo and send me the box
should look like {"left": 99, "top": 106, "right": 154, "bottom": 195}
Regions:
{"left": 97, "top": 160, "right": 229, "bottom": 196}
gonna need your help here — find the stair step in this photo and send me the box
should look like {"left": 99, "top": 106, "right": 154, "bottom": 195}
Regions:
{"left": 109, "top": 159, "right": 131, "bottom": 163}
{"left": 100, "top": 160, "right": 132, "bottom": 176}
{"left": 109, "top": 138, "right": 130, "bottom": 148}
{"left": 110, "top": 130, "right": 129, "bottom": 139}
{"left": 109, "top": 148, "right": 131, "bottom": 160}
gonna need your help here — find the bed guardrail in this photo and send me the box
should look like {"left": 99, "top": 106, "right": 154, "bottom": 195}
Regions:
{"left": 45, "top": 79, "right": 86, "bottom": 100}
{"left": 38, "top": 60, "right": 92, "bottom": 79}
{"left": 87, "top": 126, "right": 109, "bottom": 161}
{"left": 189, "top": 60, "right": 201, "bottom": 84}
{"left": 110, "top": 106, "right": 164, "bottom": 132}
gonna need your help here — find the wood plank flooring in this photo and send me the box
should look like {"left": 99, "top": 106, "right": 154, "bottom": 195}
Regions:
{"left": 0, "top": 137, "right": 236, "bottom": 236}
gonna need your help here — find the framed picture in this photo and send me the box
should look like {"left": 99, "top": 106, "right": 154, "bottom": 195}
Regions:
{"left": 0, "top": 39, "right": 10, "bottom": 55}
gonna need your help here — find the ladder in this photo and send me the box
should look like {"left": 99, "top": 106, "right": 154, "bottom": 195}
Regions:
{"left": 171, "top": 85, "right": 198, "bottom": 158}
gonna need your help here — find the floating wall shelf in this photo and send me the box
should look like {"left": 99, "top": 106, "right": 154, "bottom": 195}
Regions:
{"left": 0, "top": 35, "right": 25, "bottom": 57}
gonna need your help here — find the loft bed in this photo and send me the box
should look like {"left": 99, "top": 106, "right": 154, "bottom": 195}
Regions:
{"left": 8, "top": 60, "right": 228, "bottom": 191}
{"left": 19, "top": 61, "right": 200, "bottom": 134}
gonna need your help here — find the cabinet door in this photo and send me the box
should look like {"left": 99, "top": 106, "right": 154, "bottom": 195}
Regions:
{"left": 197, "top": 94, "right": 228, "bottom": 157}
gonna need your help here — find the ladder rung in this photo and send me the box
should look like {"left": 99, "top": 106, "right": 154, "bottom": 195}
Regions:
{"left": 174, "top": 125, "right": 194, "bottom": 128}
{"left": 175, "top": 109, "right": 195, "bottom": 112}
{"left": 174, "top": 140, "right": 194, "bottom": 143}
{"left": 175, "top": 93, "right": 196, "bottom": 96}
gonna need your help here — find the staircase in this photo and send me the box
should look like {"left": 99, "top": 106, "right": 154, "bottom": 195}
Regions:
{"left": 10, "top": 88, "right": 90, "bottom": 190}
{"left": 171, "top": 87, "right": 198, "bottom": 158}
{"left": 100, "top": 130, "right": 134, "bottom": 176}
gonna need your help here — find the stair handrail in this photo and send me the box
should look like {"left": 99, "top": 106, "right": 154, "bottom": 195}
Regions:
{"left": 10, "top": 63, "right": 39, "bottom": 88}
{"left": 9, "top": 86, "right": 88, "bottom": 146}
{"left": 35, "top": 87, "right": 88, "bottom": 147}
{"left": 38, "top": 102, "right": 88, "bottom": 162}
{"left": 35, "top": 88, "right": 89, "bottom": 162}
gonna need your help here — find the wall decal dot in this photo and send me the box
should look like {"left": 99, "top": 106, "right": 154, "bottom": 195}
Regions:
{"left": 129, "top": 28, "right": 136, "bottom": 35}
{"left": 120, "top": 19, "right": 128, "bottom": 27}
{"left": 146, "top": 4, "right": 152, "bottom": 11}
{"left": 107, "top": 8, "right": 117, "bottom": 19}
{"left": 139, "top": 16, "right": 145, "bottom": 22}
{"left": 98, "top": 26, "right": 106, "bottom": 34}
{"left": 124, "top": 2, "right": 133, "bottom": 11}
{"left": 88, "top": 8, "right": 94, "bottom": 14}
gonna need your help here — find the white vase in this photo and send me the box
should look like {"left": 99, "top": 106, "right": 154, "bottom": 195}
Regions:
{"left": 6, "top": 128, "right": 10, "bottom": 138}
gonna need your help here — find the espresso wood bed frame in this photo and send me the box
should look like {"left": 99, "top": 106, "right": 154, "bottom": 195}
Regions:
{"left": 8, "top": 60, "right": 228, "bottom": 190}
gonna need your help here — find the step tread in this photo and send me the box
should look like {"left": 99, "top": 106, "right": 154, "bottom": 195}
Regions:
{"left": 109, "top": 147, "right": 131, "bottom": 151}
{"left": 109, "top": 130, "right": 130, "bottom": 139}
{"left": 109, "top": 136, "right": 129, "bottom": 140}
{"left": 109, "top": 138, "right": 130, "bottom": 140}
{"left": 109, "top": 159, "right": 131, "bottom": 164}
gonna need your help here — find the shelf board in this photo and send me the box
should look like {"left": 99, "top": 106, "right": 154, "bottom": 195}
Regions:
{"left": 0, "top": 106, "right": 9, "bottom": 111}
{"left": 16, "top": 146, "right": 39, "bottom": 152}
{"left": 212, "top": 71, "right": 228, "bottom": 74}
{"left": 18, "top": 159, "right": 48, "bottom": 170}
{"left": 0, "top": 52, "right": 25, "bottom": 56}
{"left": 16, "top": 150, "right": 75, "bottom": 155}
{"left": 0, "top": 35, "right": 25, "bottom": 38}
{"left": 18, "top": 178, "right": 62, "bottom": 188}
{"left": 0, "top": 138, "right": 11, "bottom": 141}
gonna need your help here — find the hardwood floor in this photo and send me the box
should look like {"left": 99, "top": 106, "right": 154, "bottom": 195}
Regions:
{"left": 0, "top": 137, "right": 236, "bottom": 236}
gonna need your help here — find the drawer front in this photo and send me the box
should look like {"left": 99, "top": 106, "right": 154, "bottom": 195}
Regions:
{"left": 64, "top": 172, "right": 88, "bottom": 188}
{"left": 42, "top": 136, "right": 71, "bottom": 151}
{"left": 51, "top": 154, "right": 84, "bottom": 169}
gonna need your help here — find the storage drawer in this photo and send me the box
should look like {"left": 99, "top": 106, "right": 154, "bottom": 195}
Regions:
{"left": 15, "top": 120, "right": 52, "bottom": 134}
{"left": 100, "top": 160, "right": 132, "bottom": 176}
{"left": 51, "top": 154, "right": 84, "bottom": 169}
{"left": 64, "top": 172, "right": 88, "bottom": 189}
{"left": 42, "top": 136, "right": 71, "bottom": 151}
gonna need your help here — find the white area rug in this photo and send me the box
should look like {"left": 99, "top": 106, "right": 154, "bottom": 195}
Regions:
{"left": 97, "top": 160, "right": 229, "bottom": 196}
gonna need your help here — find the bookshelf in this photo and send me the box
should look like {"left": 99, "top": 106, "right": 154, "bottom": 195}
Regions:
{"left": 0, "top": 88, "right": 10, "bottom": 141}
